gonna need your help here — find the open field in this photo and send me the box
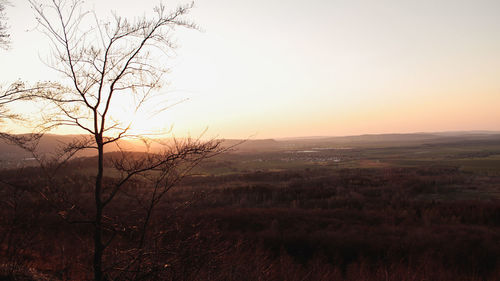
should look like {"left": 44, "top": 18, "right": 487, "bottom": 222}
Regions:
{"left": 193, "top": 133, "right": 500, "bottom": 177}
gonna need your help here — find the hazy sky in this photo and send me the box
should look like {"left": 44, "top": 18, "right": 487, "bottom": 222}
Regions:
{"left": 1, "top": 0, "right": 500, "bottom": 138}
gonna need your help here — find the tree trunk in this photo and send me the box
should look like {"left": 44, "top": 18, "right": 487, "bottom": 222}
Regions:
{"left": 94, "top": 135, "right": 104, "bottom": 281}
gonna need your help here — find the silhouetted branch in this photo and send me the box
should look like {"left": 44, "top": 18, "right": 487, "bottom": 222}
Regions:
{"left": 0, "top": 0, "right": 10, "bottom": 49}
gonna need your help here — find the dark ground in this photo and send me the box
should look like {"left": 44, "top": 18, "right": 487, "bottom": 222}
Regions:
{"left": 1, "top": 134, "right": 500, "bottom": 280}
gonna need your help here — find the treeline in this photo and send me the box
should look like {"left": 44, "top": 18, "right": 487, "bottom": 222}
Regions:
{"left": 1, "top": 164, "right": 500, "bottom": 280}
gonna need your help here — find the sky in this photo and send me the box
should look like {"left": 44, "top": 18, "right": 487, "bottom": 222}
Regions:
{"left": 1, "top": 0, "right": 500, "bottom": 139}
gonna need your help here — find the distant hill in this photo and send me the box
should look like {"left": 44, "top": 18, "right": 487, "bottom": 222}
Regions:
{"left": 1, "top": 131, "right": 500, "bottom": 168}
{"left": 221, "top": 139, "right": 280, "bottom": 152}
{"left": 0, "top": 134, "right": 128, "bottom": 155}
{"left": 295, "top": 133, "right": 440, "bottom": 143}
{"left": 0, "top": 134, "right": 142, "bottom": 167}
{"left": 278, "top": 132, "right": 500, "bottom": 148}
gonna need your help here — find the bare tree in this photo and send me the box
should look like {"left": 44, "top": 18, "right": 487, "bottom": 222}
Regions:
{"left": 0, "top": 0, "right": 10, "bottom": 49}
{"left": 19, "top": 1, "right": 223, "bottom": 280}
{"left": 0, "top": 82, "right": 24, "bottom": 121}
{"left": 0, "top": 0, "right": 15, "bottom": 124}
{"left": 0, "top": 1, "right": 57, "bottom": 132}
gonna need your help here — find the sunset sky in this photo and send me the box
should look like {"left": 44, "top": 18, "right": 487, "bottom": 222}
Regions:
{"left": 1, "top": 0, "right": 499, "bottom": 139}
